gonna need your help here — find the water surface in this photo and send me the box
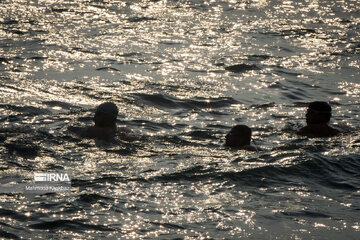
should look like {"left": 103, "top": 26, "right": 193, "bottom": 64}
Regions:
{"left": 0, "top": 0, "right": 359, "bottom": 239}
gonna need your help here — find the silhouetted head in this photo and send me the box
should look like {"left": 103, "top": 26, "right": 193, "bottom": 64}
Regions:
{"left": 306, "top": 101, "right": 332, "bottom": 125}
{"left": 225, "top": 125, "right": 252, "bottom": 148}
{"left": 94, "top": 102, "right": 118, "bottom": 128}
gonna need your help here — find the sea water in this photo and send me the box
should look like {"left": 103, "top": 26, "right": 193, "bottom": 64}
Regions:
{"left": 0, "top": 0, "right": 359, "bottom": 239}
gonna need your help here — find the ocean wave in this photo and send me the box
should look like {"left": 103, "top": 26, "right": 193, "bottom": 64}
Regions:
{"left": 151, "top": 155, "right": 360, "bottom": 190}
{"left": 0, "top": 104, "right": 50, "bottom": 115}
{"left": 224, "top": 63, "right": 260, "bottom": 73}
{"left": 0, "top": 209, "right": 37, "bottom": 222}
{"left": 28, "top": 219, "right": 113, "bottom": 232}
{"left": 0, "top": 230, "right": 20, "bottom": 240}
{"left": 134, "top": 93, "right": 238, "bottom": 110}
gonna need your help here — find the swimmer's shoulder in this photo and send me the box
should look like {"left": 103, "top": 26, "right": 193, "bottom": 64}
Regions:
{"left": 297, "top": 124, "right": 341, "bottom": 137}
{"left": 81, "top": 126, "right": 115, "bottom": 140}
{"left": 241, "top": 144, "right": 260, "bottom": 152}
{"left": 328, "top": 125, "right": 341, "bottom": 136}
{"left": 224, "top": 142, "right": 260, "bottom": 152}
{"left": 297, "top": 125, "right": 312, "bottom": 136}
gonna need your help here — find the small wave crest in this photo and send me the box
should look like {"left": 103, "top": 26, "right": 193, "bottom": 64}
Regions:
{"left": 151, "top": 154, "right": 359, "bottom": 190}
{"left": 134, "top": 93, "right": 238, "bottom": 110}
{"left": 28, "top": 219, "right": 113, "bottom": 232}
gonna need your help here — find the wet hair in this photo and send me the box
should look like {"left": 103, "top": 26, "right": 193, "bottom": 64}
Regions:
{"left": 226, "top": 125, "right": 252, "bottom": 146}
{"left": 308, "top": 101, "right": 332, "bottom": 122}
{"left": 94, "top": 102, "right": 118, "bottom": 127}
{"left": 231, "top": 125, "right": 252, "bottom": 137}
{"left": 95, "top": 102, "right": 118, "bottom": 118}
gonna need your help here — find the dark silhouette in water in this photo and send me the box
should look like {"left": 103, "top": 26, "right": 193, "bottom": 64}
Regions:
{"left": 81, "top": 102, "right": 119, "bottom": 140}
{"left": 225, "top": 64, "right": 260, "bottom": 73}
{"left": 225, "top": 125, "right": 259, "bottom": 151}
{"left": 297, "top": 101, "right": 340, "bottom": 138}
{"left": 81, "top": 102, "right": 134, "bottom": 141}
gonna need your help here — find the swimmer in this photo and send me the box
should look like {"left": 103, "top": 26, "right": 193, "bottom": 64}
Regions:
{"left": 81, "top": 102, "right": 119, "bottom": 140}
{"left": 225, "top": 125, "right": 259, "bottom": 151}
{"left": 297, "top": 101, "right": 340, "bottom": 137}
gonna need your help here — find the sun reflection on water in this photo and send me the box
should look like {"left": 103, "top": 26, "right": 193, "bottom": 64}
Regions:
{"left": 0, "top": 0, "right": 359, "bottom": 238}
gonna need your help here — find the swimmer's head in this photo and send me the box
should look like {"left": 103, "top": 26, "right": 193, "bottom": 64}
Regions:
{"left": 306, "top": 101, "right": 332, "bottom": 125}
{"left": 94, "top": 102, "right": 118, "bottom": 128}
{"left": 225, "top": 125, "right": 252, "bottom": 148}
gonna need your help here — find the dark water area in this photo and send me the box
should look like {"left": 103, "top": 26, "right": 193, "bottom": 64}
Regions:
{"left": 0, "top": 0, "right": 359, "bottom": 239}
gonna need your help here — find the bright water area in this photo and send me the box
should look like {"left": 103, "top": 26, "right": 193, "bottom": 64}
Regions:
{"left": 0, "top": 0, "right": 359, "bottom": 239}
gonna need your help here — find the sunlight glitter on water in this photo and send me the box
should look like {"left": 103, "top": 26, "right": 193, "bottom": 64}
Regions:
{"left": 0, "top": 0, "right": 359, "bottom": 239}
